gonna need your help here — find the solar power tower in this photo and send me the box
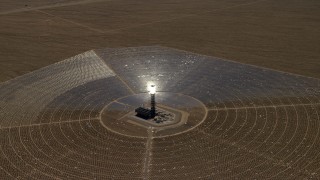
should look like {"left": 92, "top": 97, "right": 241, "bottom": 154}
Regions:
{"left": 135, "top": 84, "right": 157, "bottom": 119}
{"left": 149, "top": 84, "right": 156, "bottom": 118}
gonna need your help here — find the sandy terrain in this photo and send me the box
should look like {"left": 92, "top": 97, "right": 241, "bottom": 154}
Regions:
{"left": 0, "top": 1, "right": 319, "bottom": 178}
{"left": 0, "top": 0, "right": 319, "bottom": 82}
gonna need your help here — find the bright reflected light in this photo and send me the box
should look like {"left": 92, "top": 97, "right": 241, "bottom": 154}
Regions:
{"left": 148, "top": 84, "right": 156, "bottom": 94}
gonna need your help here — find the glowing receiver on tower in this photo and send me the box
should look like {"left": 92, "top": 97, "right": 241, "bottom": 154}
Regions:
{"left": 148, "top": 84, "right": 156, "bottom": 94}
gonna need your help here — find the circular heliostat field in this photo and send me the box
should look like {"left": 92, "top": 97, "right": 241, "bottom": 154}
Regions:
{"left": 0, "top": 46, "right": 319, "bottom": 179}
{"left": 100, "top": 92, "right": 207, "bottom": 137}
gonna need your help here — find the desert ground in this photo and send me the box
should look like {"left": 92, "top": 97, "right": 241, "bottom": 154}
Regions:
{"left": 0, "top": 1, "right": 320, "bottom": 179}
{"left": 0, "top": 0, "right": 319, "bottom": 82}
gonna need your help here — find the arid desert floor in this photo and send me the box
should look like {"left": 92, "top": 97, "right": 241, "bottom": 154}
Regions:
{"left": 0, "top": 0, "right": 319, "bottom": 82}
{"left": 0, "top": 1, "right": 320, "bottom": 179}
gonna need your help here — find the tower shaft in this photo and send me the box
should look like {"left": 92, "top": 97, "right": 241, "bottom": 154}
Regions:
{"left": 151, "top": 94, "right": 156, "bottom": 118}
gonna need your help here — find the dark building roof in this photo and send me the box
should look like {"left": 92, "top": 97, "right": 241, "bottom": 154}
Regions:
{"left": 135, "top": 107, "right": 152, "bottom": 120}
